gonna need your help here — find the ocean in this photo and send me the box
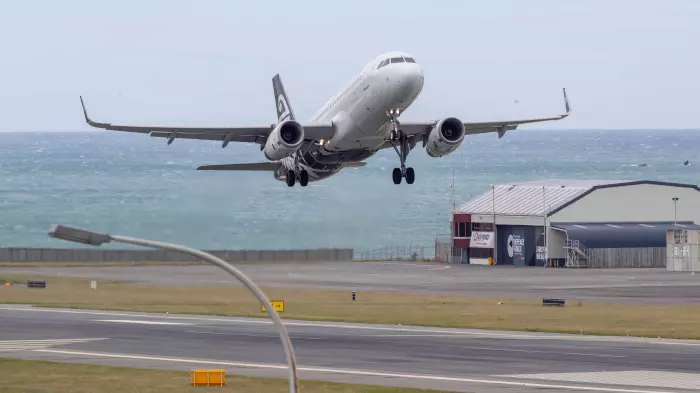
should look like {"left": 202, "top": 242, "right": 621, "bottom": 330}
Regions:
{"left": 0, "top": 130, "right": 698, "bottom": 253}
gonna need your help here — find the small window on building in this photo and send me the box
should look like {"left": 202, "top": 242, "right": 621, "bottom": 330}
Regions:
{"left": 472, "top": 222, "right": 493, "bottom": 232}
{"left": 459, "top": 222, "right": 467, "bottom": 237}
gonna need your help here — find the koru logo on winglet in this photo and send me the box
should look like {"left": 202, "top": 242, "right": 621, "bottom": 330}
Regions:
{"left": 277, "top": 94, "right": 290, "bottom": 121}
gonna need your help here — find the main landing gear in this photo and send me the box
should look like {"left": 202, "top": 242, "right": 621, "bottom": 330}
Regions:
{"left": 286, "top": 154, "right": 309, "bottom": 187}
{"left": 285, "top": 169, "right": 309, "bottom": 187}
{"left": 388, "top": 109, "right": 415, "bottom": 185}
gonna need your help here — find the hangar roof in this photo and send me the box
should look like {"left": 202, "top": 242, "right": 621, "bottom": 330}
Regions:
{"left": 457, "top": 179, "right": 700, "bottom": 217}
{"left": 552, "top": 221, "right": 700, "bottom": 248}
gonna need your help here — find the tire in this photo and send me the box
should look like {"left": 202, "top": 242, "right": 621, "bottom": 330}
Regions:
{"left": 286, "top": 170, "right": 295, "bottom": 187}
{"left": 405, "top": 167, "right": 415, "bottom": 184}
{"left": 392, "top": 168, "right": 402, "bottom": 184}
{"left": 299, "top": 170, "right": 309, "bottom": 187}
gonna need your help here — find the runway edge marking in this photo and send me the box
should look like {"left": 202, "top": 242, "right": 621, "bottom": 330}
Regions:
{"left": 33, "top": 348, "right": 679, "bottom": 393}
{"left": 3, "top": 306, "right": 700, "bottom": 346}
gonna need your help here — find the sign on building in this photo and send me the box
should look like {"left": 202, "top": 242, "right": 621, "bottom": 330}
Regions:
{"left": 471, "top": 231, "right": 495, "bottom": 248}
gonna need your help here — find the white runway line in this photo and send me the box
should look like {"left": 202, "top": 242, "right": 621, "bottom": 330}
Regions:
{"left": 32, "top": 348, "right": 679, "bottom": 393}
{"left": 0, "top": 338, "right": 107, "bottom": 352}
{"left": 0, "top": 306, "right": 568, "bottom": 339}
{"left": 461, "top": 345, "right": 627, "bottom": 358}
{"left": 94, "top": 319, "right": 194, "bottom": 326}
{"left": 3, "top": 306, "right": 700, "bottom": 347}
{"left": 500, "top": 371, "right": 700, "bottom": 390}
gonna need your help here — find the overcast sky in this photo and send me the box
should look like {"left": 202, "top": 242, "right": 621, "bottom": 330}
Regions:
{"left": 1, "top": 0, "right": 698, "bottom": 131}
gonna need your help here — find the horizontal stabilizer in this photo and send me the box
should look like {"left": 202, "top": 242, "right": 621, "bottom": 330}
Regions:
{"left": 197, "top": 162, "right": 280, "bottom": 171}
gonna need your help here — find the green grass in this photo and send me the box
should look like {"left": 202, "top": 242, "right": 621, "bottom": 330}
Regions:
{"left": 0, "top": 358, "right": 454, "bottom": 393}
{"left": 2, "top": 274, "right": 699, "bottom": 340}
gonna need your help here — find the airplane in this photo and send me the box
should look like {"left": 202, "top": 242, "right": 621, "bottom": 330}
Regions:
{"left": 79, "top": 50, "right": 571, "bottom": 187}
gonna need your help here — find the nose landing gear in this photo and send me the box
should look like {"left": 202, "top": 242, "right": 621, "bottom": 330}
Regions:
{"left": 387, "top": 109, "right": 415, "bottom": 185}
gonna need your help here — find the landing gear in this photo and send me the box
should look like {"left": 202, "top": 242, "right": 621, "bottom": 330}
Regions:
{"left": 405, "top": 167, "right": 415, "bottom": 184}
{"left": 286, "top": 169, "right": 309, "bottom": 187}
{"left": 392, "top": 168, "right": 402, "bottom": 184}
{"left": 285, "top": 153, "right": 309, "bottom": 187}
{"left": 299, "top": 169, "right": 309, "bottom": 187}
{"left": 286, "top": 170, "right": 295, "bottom": 187}
{"left": 388, "top": 109, "right": 415, "bottom": 185}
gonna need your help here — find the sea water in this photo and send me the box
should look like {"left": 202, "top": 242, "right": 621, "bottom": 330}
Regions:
{"left": 0, "top": 130, "right": 697, "bottom": 252}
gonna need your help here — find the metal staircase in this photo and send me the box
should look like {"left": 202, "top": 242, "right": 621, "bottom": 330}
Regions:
{"left": 564, "top": 239, "right": 589, "bottom": 268}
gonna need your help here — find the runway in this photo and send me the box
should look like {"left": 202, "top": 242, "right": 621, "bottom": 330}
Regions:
{"left": 3, "top": 261, "right": 700, "bottom": 304}
{"left": 1, "top": 305, "right": 699, "bottom": 393}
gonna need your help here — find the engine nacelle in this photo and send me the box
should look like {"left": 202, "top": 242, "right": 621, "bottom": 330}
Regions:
{"left": 263, "top": 120, "right": 304, "bottom": 161}
{"left": 425, "top": 117, "right": 465, "bottom": 158}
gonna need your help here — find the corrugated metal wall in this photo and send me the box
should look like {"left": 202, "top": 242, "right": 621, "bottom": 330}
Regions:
{"left": 587, "top": 247, "right": 666, "bottom": 268}
{"left": 0, "top": 248, "right": 354, "bottom": 263}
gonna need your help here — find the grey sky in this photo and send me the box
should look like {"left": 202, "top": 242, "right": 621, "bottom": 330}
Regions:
{"left": 1, "top": 0, "right": 698, "bottom": 131}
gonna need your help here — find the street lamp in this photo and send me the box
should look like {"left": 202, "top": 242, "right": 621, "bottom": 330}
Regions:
{"left": 48, "top": 224, "right": 298, "bottom": 393}
{"left": 672, "top": 197, "right": 679, "bottom": 228}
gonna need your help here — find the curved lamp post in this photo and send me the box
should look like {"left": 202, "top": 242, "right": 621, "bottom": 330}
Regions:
{"left": 48, "top": 224, "right": 298, "bottom": 393}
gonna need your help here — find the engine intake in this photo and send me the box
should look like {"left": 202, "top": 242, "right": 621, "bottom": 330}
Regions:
{"left": 425, "top": 117, "right": 465, "bottom": 157}
{"left": 263, "top": 120, "right": 304, "bottom": 161}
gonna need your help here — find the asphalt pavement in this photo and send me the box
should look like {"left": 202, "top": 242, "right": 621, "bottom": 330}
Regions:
{"left": 1, "top": 305, "right": 699, "bottom": 393}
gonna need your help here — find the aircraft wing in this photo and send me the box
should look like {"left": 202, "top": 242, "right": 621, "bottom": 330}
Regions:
{"left": 79, "top": 97, "right": 335, "bottom": 146}
{"left": 399, "top": 88, "right": 571, "bottom": 140}
{"left": 197, "top": 162, "right": 280, "bottom": 171}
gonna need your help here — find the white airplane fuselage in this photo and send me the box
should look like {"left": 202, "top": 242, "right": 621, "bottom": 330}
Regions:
{"left": 275, "top": 51, "right": 424, "bottom": 183}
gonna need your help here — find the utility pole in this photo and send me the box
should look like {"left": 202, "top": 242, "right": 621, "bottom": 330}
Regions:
{"left": 672, "top": 197, "right": 679, "bottom": 228}
{"left": 543, "top": 186, "right": 547, "bottom": 267}
{"left": 492, "top": 184, "right": 496, "bottom": 265}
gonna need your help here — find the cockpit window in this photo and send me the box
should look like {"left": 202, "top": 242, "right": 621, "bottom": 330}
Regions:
{"left": 390, "top": 57, "right": 404, "bottom": 63}
{"left": 377, "top": 59, "right": 389, "bottom": 69}
{"left": 404, "top": 57, "right": 416, "bottom": 63}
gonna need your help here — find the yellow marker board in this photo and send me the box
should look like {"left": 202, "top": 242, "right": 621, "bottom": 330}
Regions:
{"left": 261, "top": 300, "right": 285, "bottom": 313}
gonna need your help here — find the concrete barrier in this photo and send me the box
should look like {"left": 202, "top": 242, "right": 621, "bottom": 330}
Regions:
{"left": 0, "top": 247, "right": 354, "bottom": 263}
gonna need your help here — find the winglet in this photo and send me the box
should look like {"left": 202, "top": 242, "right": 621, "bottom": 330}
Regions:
{"left": 79, "top": 96, "right": 109, "bottom": 129}
{"left": 562, "top": 88, "right": 571, "bottom": 115}
{"left": 79, "top": 96, "right": 91, "bottom": 124}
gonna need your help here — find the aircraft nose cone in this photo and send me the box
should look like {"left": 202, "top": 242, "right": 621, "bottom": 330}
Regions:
{"left": 395, "top": 65, "right": 424, "bottom": 99}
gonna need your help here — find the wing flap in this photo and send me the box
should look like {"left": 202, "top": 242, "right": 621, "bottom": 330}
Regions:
{"left": 197, "top": 162, "right": 280, "bottom": 171}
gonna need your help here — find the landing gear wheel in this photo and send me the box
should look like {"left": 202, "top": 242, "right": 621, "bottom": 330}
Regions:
{"left": 299, "top": 170, "right": 309, "bottom": 187}
{"left": 392, "top": 168, "right": 402, "bottom": 184}
{"left": 286, "top": 170, "right": 295, "bottom": 187}
{"left": 405, "top": 167, "right": 415, "bottom": 184}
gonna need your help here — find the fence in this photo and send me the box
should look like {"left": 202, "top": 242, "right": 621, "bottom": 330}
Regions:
{"left": 0, "top": 247, "right": 354, "bottom": 263}
{"left": 434, "top": 238, "right": 453, "bottom": 263}
{"left": 586, "top": 247, "right": 666, "bottom": 268}
{"left": 355, "top": 244, "right": 427, "bottom": 261}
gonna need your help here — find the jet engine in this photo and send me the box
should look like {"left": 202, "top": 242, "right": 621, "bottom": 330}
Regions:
{"left": 263, "top": 120, "right": 304, "bottom": 161}
{"left": 425, "top": 117, "right": 465, "bottom": 157}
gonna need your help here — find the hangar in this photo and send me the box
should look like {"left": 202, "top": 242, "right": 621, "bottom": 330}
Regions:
{"left": 451, "top": 179, "right": 700, "bottom": 267}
